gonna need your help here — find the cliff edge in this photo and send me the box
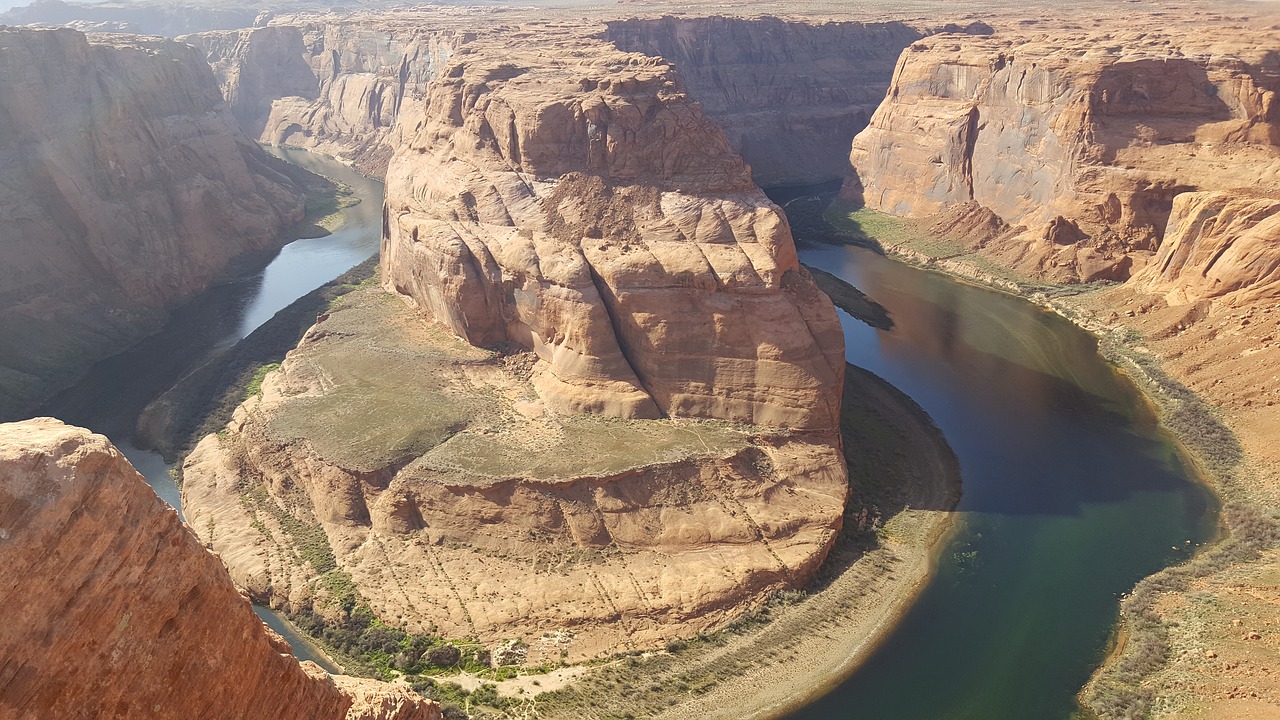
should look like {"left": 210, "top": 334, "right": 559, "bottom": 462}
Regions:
{"left": 0, "top": 418, "right": 438, "bottom": 720}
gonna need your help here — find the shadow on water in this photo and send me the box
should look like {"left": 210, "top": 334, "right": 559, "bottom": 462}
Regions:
{"left": 778, "top": 191, "right": 1217, "bottom": 720}
{"left": 24, "top": 149, "right": 383, "bottom": 674}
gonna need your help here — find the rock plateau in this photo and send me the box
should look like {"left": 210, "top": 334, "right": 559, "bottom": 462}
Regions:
{"left": 181, "top": 35, "right": 849, "bottom": 662}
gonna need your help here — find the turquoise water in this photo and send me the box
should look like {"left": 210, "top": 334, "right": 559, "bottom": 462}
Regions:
{"left": 787, "top": 234, "right": 1217, "bottom": 719}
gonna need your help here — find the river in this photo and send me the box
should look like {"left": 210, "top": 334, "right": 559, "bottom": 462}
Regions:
{"left": 24, "top": 153, "right": 1216, "bottom": 715}
{"left": 783, "top": 194, "right": 1218, "bottom": 719}
{"left": 35, "top": 147, "right": 383, "bottom": 673}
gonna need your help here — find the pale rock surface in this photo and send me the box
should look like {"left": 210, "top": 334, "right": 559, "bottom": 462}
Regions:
{"left": 181, "top": 285, "right": 848, "bottom": 662}
{"left": 0, "top": 27, "right": 305, "bottom": 417}
{"left": 187, "top": 22, "right": 466, "bottom": 175}
{"left": 0, "top": 418, "right": 438, "bottom": 720}
{"left": 847, "top": 26, "right": 1280, "bottom": 284}
{"left": 382, "top": 36, "right": 846, "bottom": 429}
{"left": 605, "top": 16, "right": 929, "bottom": 186}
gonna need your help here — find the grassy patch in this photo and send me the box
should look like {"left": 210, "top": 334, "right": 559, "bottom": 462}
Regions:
{"left": 135, "top": 258, "right": 380, "bottom": 461}
{"left": 244, "top": 484, "right": 336, "bottom": 574}
{"left": 245, "top": 363, "right": 280, "bottom": 398}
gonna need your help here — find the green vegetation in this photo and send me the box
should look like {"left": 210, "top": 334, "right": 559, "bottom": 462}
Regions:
{"left": 1084, "top": 504, "right": 1279, "bottom": 719}
{"left": 822, "top": 200, "right": 916, "bottom": 249}
{"left": 283, "top": 572, "right": 554, "bottom": 719}
{"left": 245, "top": 363, "right": 280, "bottom": 398}
{"left": 243, "top": 484, "right": 336, "bottom": 574}
{"left": 135, "top": 258, "right": 381, "bottom": 462}
{"left": 303, "top": 182, "right": 360, "bottom": 234}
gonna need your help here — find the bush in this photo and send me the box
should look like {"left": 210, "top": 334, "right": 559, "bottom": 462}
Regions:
{"left": 425, "top": 644, "right": 462, "bottom": 667}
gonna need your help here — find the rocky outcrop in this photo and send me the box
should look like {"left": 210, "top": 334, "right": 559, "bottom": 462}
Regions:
{"left": 605, "top": 16, "right": 928, "bottom": 187}
{"left": 847, "top": 27, "right": 1280, "bottom": 283}
{"left": 0, "top": 418, "right": 438, "bottom": 720}
{"left": 1132, "top": 191, "right": 1280, "bottom": 307}
{"left": 181, "top": 285, "right": 847, "bottom": 662}
{"left": 0, "top": 27, "right": 305, "bottom": 418}
{"left": 181, "top": 29, "right": 849, "bottom": 666}
{"left": 186, "top": 22, "right": 465, "bottom": 175}
{"left": 382, "top": 37, "right": 846, "bottom": 429}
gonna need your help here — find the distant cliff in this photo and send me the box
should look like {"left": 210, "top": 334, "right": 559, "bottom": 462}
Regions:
{"left": 186, "top": 22, "right": 465, "bottom": 175}
{"left": 846, "top": 28, "right": 1280, "bottom": 285}
{"left": 0, "top": 27, "right": 306, "bottom": 418}
{"left": 0, "top": 418, "right": 438, "bottom": 720}
{"left": 605, "top": 16, "right": 929, "bottom": 187}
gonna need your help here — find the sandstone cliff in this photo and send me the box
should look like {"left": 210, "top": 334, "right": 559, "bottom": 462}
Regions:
{"left": 846, "top": 26, "right": 1280, "bottom": 284}
{"left": 186, "top": 22, "right": 465, "bottom": 175}
{"left": 605, "top": 16, "right": 929, "bottom": 187}
{"left": 0, "top": 418, "right": 438, "bottom": 720}
{"left": 182, "top": 36, "right": 848, "bottom": 662}
{"left": 0, "top": 27, "right": 305, "bottom": 418}
{"left": 182, "top": 285, "right": 847, "bottom": 662}
{"left": 382, "top": 37, "right": 846, "bottom": 428}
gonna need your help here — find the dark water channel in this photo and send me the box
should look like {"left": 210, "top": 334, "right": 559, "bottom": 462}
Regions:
{"left": 781, "top": 193, "right": 1218, "bottom": 720}
{"left": 34, "top": 147, "right": 382, "bottom": 672}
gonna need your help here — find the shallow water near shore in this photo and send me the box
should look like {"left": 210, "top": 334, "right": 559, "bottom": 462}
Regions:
{"left": 786, "top": 215, "right": 1218, "bottom": 719}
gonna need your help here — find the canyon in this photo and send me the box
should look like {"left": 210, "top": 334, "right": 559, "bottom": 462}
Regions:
{"left": 0, "top": 26, "right": 306, "bottom": 419}
{"left": 835, "top": 10, "right": 1280, "bottom": 718}
{"left": 0, "top": 417, "right": 438, "bottom": 720}
{"left": 180, "top": 33, "right": 851, "bottom": 662}
{"left": 0, "top": 1, "right": 1276, "bottom": 719}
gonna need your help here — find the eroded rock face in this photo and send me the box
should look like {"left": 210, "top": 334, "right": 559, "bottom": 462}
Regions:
{"left": 605, "top": 16, "right": 927, "bottom": 186}
{"left": 0, "top": 418, "right": 438, "bottom": 720}
{"left": 0, "top": 27, "right": 305, "bottom": 417}
{"left": 847, "top": 27, "right": 1280, "bottom": 283}
{"left": 382, "top": 38, "right": 846, "bottom": 429}
{"left": 1133, "top": 191, "right": 1280, "bottom": 307}
{"left": 187, "top": 22, "right": 465, "bottom": 175}
{"left": 181, "top": 285, "right": 847, "bottom": 662}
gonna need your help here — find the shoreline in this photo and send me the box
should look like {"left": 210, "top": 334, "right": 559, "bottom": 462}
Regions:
{"left": 819, "top": 200, "right": 1263, "bottom": 719}
{"left": 521, "top": 363, "right": 964, "bottom": 719}
{"left": 654, "top": 365, "right": 962, "bottom": 720}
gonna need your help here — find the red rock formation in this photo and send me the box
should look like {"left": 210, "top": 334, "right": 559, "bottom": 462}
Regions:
{"left": 0, "top": 418, "right": 437, "bottom": 720}
{"left": 0, "top": 27, "right": 305, "bottom": 416}
{"left": 382, "top": 37, "right": 845, "bottom": 429}
{"left": 847, "top": 26, "right": 1280, "bottom": 284}
{"left": 1133, "top": 192, "right": 1280, "bottom": 307}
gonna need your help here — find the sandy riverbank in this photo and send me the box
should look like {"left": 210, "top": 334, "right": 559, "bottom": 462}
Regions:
{"left": 822, "top": 199, "right": 1280, "bottom": 720}
{"left": 445, "top": 363, "right": 963, "bottom": 719}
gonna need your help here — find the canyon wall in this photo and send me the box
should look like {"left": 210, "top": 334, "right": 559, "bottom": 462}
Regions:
{"left": 0, "top": 418, "right": 438, "bottom": 720}
{"left": 181, "top": 35, "right": 849, "bottom": 662}
{"left": 605, "top": 16, "right": 930, "bottom": 187}
{"left": 382, "top": 36, "right": 846, "bottom": 428}
{"left": 0, "top": 27, "right": 305, "bottom": 418}
{"left": 847, "top": 27, "right": 1280, "bottom": 284}
{"left": 186, "top": 21, "right": 466, "bottom": 175}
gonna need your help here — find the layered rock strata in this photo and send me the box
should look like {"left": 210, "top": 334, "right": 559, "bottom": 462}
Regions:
{"left": 186, "top": 22, "right": 465, "bottom": 175}
{"left": 847, "top": 26, "right": 1280, "bottom": 284}
{"left": 183, "top": 37, "right": 848, "bottom": 662}
{"left": 0, "top": 27, "right": 305, "bottom": 417}
{"left": 0, "top": 418, "right": 438, "bottom": 720}
{"left": 182, "top": 286, "right": 847, "bottom": 662}
{"left": 382, "top": 37, "right": 846, "bottom": 428}
{"left": 604, "top": 16, "right": 929, "bottom": 186}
